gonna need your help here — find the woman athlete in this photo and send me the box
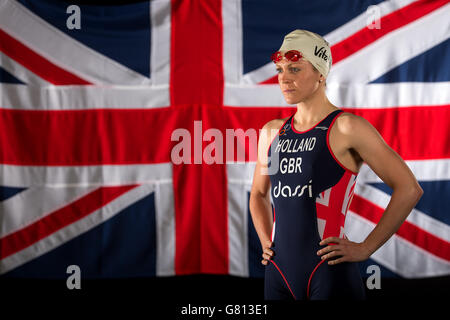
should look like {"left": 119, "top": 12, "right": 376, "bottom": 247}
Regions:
{"left": 249, "top": 29, "right": 423, "bottom": 300}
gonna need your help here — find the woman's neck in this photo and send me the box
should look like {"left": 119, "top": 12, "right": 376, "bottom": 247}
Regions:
{"left": 294, "top": 89, "right": 337, "bottom": 125}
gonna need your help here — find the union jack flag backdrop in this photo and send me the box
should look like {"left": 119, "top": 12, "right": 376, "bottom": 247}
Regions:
{"left": 0, "top": 0, "right": 449, "bottom": 281}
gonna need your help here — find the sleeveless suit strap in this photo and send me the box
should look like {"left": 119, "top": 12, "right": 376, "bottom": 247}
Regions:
{"left": 318, "top": 109, "right": 343, "bottom": 128}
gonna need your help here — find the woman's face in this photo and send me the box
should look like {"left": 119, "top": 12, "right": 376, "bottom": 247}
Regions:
{"left": 275, "top": 58, "right": 322, "bottom": 104}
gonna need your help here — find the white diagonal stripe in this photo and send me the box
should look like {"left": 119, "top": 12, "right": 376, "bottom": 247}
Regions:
{"left": 0, "top": 0, "right": 151, "bottom": 85}
{"left": 238, "top": 0, "right": 419, "bottom": 85}
{"left": 0, "top": 52, "right": 51, "bottom": 86}
{"left": 327, "top": 3, "right": 450, "bottom": 83}
{"left": 0, "top": 184, "right": 163, "bottom": 275}
{"left": 346, "top": 210, "right": 450, "bottom": 278}
{"left": 0, "top": 181, "right": 175, "bottom": 277}
{"left": 241, "top": 63, "right": 275, "bottom": 86}
{"left": 324, "top": 0, "right": 417, "bottom": 45}
{"left": 355, "top": 182, "right": 450, "bottom": 243}
{"left": 0, "top": 185, "right": 97, "bottom": 238}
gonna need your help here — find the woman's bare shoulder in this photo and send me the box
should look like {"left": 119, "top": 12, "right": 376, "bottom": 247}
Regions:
{"left": 334, "top": 112, "right": 374, "bottom": 136}
{"left": 261, "top": 116, "right": 290, "bottom": 132}
{"left": 258, "top": 116, "right": 290, "bottom": 152}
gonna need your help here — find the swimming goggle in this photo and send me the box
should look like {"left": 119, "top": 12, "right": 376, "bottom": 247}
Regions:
{"left": 271, "top": 50, "right": 303, "bottom": 63}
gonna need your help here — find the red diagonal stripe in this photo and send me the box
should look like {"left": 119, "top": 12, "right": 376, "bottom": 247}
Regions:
{"left": 0, "top": 29, "right": 91, "bottom": 85}
{"left": 0, "top": 185, "right": 137, "bottom": 260}
{"left": 331, "top": 0, "right": 448, "bottom": 65}
{"left": 261, "top": 0, "right": 448, "bottom": 84}
{"left": 351, "top": 194, "right": 450, "bottom": 262}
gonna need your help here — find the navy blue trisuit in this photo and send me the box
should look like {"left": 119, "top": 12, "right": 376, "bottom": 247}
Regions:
{"left": 264, "top": 109, "right": 366, "bottom": 300}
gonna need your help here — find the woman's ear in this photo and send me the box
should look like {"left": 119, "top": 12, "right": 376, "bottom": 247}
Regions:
{"left": 318, "top": 74, "right": 326, "bottom": 83}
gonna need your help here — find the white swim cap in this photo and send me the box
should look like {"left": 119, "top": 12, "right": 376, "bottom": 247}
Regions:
{"left": 277, "top": 29, "right": 332, "bottom": 78}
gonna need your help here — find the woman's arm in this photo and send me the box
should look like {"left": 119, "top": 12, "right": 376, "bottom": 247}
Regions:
{"left": 249, "top": 121, "right": 279, "bottom": 265}
{"left": 317, "top": 114, "right": 424, "bottom": 265}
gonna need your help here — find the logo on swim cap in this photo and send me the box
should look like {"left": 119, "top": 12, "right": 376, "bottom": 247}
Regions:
{"left": 314, "top": 46, "right": 329, "bottom": 62}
